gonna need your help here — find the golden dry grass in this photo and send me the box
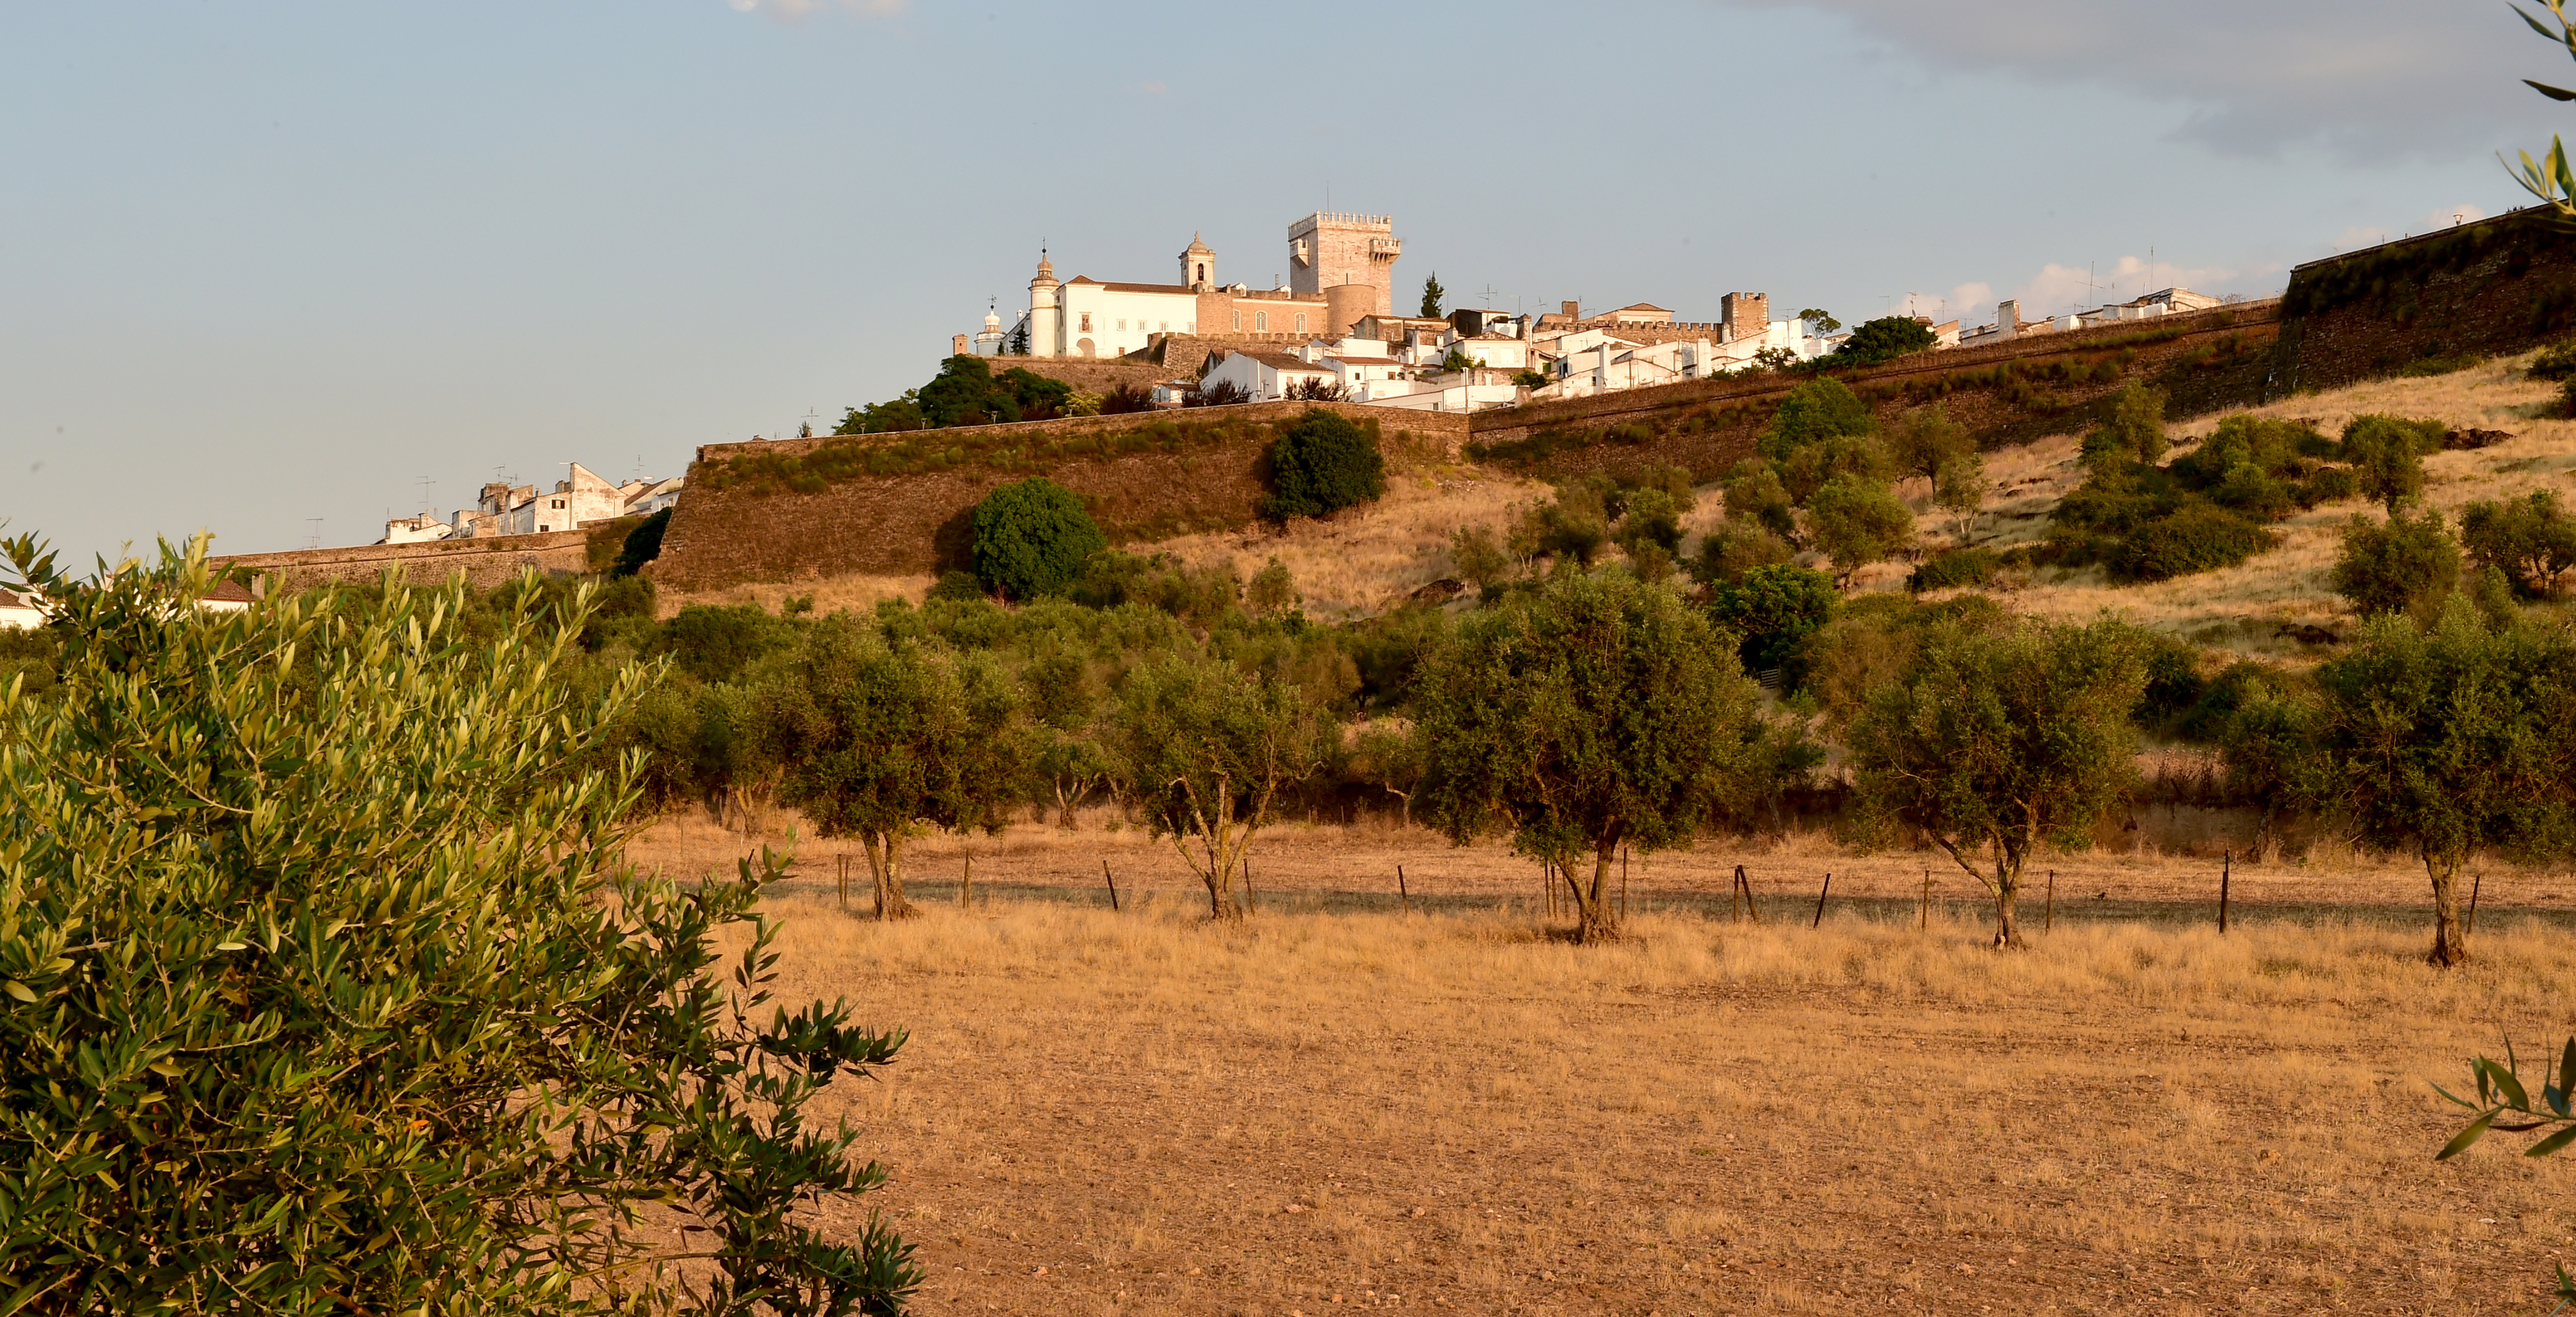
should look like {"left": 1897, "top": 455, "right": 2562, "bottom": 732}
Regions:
{"left": 625, "top": 815, "right": 2576, "bottom": 1315}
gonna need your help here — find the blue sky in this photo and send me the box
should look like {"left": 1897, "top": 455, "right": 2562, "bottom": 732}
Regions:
{"left": 0, "top": 0, "right": 2557, "bottom": 563}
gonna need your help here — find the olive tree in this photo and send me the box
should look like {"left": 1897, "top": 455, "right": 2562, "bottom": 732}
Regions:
{"left": 1110, "top": 650, "right": 1329, "bottom": 919}
{"left": 1847, "top": 617, "right": 2149, "bottom": 948}
{"left": 0, "top": 535, "right": 916, "bottom": 1314}
{"left": 2309, "top": 598, "right": 2576, "bottom": 966}
{"left": 1413, "top": 570, "right": 1772, "bottom": 944}
{"left": 773, "top": 621, "right": 1031, "bottom": 919}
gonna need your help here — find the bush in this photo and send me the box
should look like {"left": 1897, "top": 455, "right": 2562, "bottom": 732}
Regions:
{"left": 1906, "top": 546, "right": 2001, "bottom": 593}
{"left": 973, "top": 476, "right": 1108, "bottom": 600}
{"left": 2081, "top": 384, "right": 2169, "bottom": 466}
{"left": 1834, "top": 315, "right": 1939, "bottom": 365}
{"left": 1759, "top": 378, "right": 1876, "bottom": 460}
{"left": 2339, "top": 414, "right": 2441, "bottom": 512}
{"left": 1261, "top": 408, "right": 1386, "bottom": 520}
{"left": 1710, "top": 563, "right": 1838, "bottom": 677}
{"left": 0, "top": 539, "right": 916, "bottom": 1311}
{"left": 929, "top": 568, "right": 988, "bottom": 602}
{"left": 2108, "top": 504, "right": 2276, "bottom": 582}
{"left": 2529, "top": 339, "right": 2576, "bottom": 380}
{"left": 612, "top": 505, "right": 671, "bottom": 577}
{"left": 1803, "top": 475, "right": 1915, "bottom": 586}
{"left": 1694, "top": 519, "right": 1794, "bottom": 585}
{"left": 2460, "top": 490, "right": 2576, "bottom": 597}
{"left": 653, "top": 602, "right": 801, "bottom": 685}
{"left": 2333, "top": 510, "right": 2461, "bottom": 617}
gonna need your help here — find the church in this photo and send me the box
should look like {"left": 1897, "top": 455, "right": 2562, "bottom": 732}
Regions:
{"left": 973, "top": 212, "right": 1404, "bottom": 359}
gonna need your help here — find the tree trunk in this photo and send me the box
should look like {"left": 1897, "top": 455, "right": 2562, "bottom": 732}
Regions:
{"left": 1991, "top": 851, "right": 2025, "bottom": 949}
{"left": 2426, "top": 849, "right": 2469, "bottom": 967}
{"left": 1572, "top": 841, "right": 1622, "bottom": 944}
{"left": 1055, "top": 778, "right": 1075, "bottom": 831}
{"left": 959, "top": 846, "right": 973, "bottom": 908}
{"left": 866, "top": 832, "right": 916, "bottom": 921}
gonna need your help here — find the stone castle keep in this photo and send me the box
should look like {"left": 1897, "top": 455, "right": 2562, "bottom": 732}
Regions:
{"left": 1000, "top": 212, "right": 1403, "bottom": 360}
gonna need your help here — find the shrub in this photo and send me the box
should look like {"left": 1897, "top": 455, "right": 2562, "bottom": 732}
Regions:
{"left": 1803, "top": 475, "right": 1915, "bottom": 586}
{"left": 2460, "top": 490, "right": 2576, "bottom": 597}
{"left": 1722, "top": 459, "right": 1799, "bottom": 544}
{"left": 611, "top": 505, "right": 671, "bottom": 577}
{"left": 973, "top": 476, "right": 1108, "bottom": 600}
{"left": 2082, "top": 384, "right": 2169, "bottom": 466}
{"left": 1694, "top": 519, "right": 1795, "bottom": 585}
{"left": 1906, "top": 547, "right": 2001, "bottom": 593}
{"left": 929, "top": 568, "right": 988, "bottom": 602}
{"left": 2339, "top": 414, "right": 2441, "bottom": 512}
{"left": 1834, "top": 315, "right": 1939, "bottom": 365}
{"left": 1261, "top": 408, "right": 1386, "bottom": 520}
{"left": 1711, "top": 563, "right": 1839, "bottom": 677}
{"left": 654, "top": 602, "right": 801, "bottom": 685}
{"left": 0, "top": 538, "right": 916, "bottom": 1311}
{"left": 1759, "top": 378, "right": 1875, "bottom": 460}
{"left": 2528, "top": 339, "right": 2576, "bottom": 380}
{"left": 2108, "top": 504, "right": 2276, "bottom": 582}
{"left": 2332, "top": 510, "right": 2461, "bottom": 617}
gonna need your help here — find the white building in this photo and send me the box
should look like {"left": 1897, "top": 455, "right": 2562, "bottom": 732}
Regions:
{"left": 383, "top": 510, "right": 454, "bottom": 544}
{"left": 198, "top": 579, "right": 256, "bottom": 615}
{"left": 1198, "top": 349, "right": 1339, "bottom": 402}
{"left": 0, "top": 587, "right": 46, "bottom": 630}
{"left": 392, "top": 464, "right": 685, "bottom": 544}
{"left": 1956, "top": 287, "right": 2225, "bottom": 349}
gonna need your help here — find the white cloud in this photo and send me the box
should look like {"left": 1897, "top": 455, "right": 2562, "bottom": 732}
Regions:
{"left": 1707, "top": 0, "right": 2543, "bottom": 162}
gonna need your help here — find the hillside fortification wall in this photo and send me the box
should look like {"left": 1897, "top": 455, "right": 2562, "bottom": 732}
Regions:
{"left": 2274, "top": 207, "right": 2576, "bottom": 391}
{"left": 212, "top": 529, "right": 592, "bottom": 593}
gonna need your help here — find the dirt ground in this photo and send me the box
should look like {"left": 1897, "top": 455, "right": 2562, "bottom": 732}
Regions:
{"left": 627, "top": 815, "right": 2576, "bottom": 1315}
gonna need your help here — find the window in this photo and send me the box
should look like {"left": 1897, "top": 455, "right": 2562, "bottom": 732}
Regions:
{"left": 552, "top": 500, "right": 565, "bottom": 510}
{"left": 1294, "top": 312, "right": 1307, "bottom": 333}
{"left": 1256, "top": 311, "right": 1268, "bottom": 331}
{"left": 1231, "top": 310, "right": 1242, "bottom": 330}
{"left": 1080, "top": 313, "right": 1092, "bottom": 331}
{"left": 1159, "top": 320, "right": 1169, "bottom": 332}
{"left": 1116, "top": 319, "right": 1127, "bottom": 332}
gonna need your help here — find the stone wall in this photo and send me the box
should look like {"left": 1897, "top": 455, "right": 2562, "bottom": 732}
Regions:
{"left": 2273, "top": 207, "right": 2576, "bottom": 391}
{"left": 980, "top": 355, "right": 1174, "bottom": 393}
{"left": 212, "top": 530, "right": 593, "bottom": 593}
{"left": 650, "top": 402, "right": 1466, "bottom": 588}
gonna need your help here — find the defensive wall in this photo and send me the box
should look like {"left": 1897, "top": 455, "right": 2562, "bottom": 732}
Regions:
{"left": 648, "top": 402, "right": 1466, "bottom": 588}
{"left": 211, "top": 529, "right": 593, "bottom": 593}
{"left": 2271, "top": 205, "right": 2576, "bottom": 391}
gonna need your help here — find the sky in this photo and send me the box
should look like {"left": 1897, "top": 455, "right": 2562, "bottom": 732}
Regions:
{"left": 0, "top": 0, "right": 2564, "bottom": 563}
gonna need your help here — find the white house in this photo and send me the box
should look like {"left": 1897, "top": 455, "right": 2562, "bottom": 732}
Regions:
{"left": 1198, "top": 349, "right": 1339, "bottom": 402}
{"left": 198, "top": 579, "right": 256, "bottom": 615}
{"left": 0, "top": 587, "right": 46, "bottom": 630}
{"left": 1362, "top": 380, "right": 1523, "bottom": 412}
{"left": 383, "top": 510, "right": 455, "bottom": 544}
{"left": 446, "top": 463, "right": 685, "bottom": 540}
{"left": 1447, "top": 334, "right": 1532, "bottom": 371}
{"left": 1053, "top": 276, "right": 1200, "bottom": 360}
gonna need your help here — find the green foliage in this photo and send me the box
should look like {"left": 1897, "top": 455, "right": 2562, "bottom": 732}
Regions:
{"left": 2106, "top": 502, "right": 2276, "bottom": 582}
{"left": 2332, "top": 510, "right": 2462, "bottom": 617}
{"left": 1889, "top": 406, "right": 1972, "bottom": 484}
{"left": 769, "top": 622, "right": 1031, "bottom": 918}
{"left": 1710, "top": 564, "right": 1837, "bottom": 677}
{"left": 1512, "top": 479, "right": 1617, "bottom": 568}
{"left": 706, "top": 409, "right": 1288, "bottom": 498}
{"left": 971, "top": 477, "right": 1107, "bottom": 601}
{"left": 2081, "top": 384, "right": 2169, "bottom": 466}
{"left": 1759, "top": 378, "right": 1876, "bottom": 461}
{"left": 1834, "top": 315, "right": 1938, "bottom": 364}
{"left": 841, "top": 355, "right": 1076, "bottom": 435}
{"left": 1693, "top": 519, "right": 1794, "bottom": 586}
{"left": 612, "top": 505, "right": 672, "bottom": 577}
{"left": 928, "top": 569, "right": 987, "bottom": 602}
{"left": 0, "top": 617, "right": 59, "bottom": 700}
{"left": 2529, "top": 339, "right": 2576, "bottom": 380}
{"left": 0, "top": 536, "right": 916, "bottom": 1314}
{"left": 1847, "top": 617, "right": 2151, "bottom": 945}
{"left": 1721, "top": 460, "right": 1800, "bottom": 544}
{"left": 2461, "top": 490, "right": 2576, "bottom": 597}
{"left": 1612, "top": 486, "right": 1686, "bottom": 579}
{"left": 1261, "top": 408, "right": 1387, "bottom": 521}
{"left": 1450, "top": 524, "right": 1510, "bottom": 598}
{"left": 2339, "top": 413, "right": 2441, "bottom": 512}
{"left": 1905, "top": 547, "right": 2001, "bottom": 593}
{"left": 1110, "top": 651, "right": 1329, "bottom": 919}
{"left": 1420, "top": 273, "right": 1446, "bottom": 319}
{"left": 1803, "top": 474, "right": 1915, "bottom": 586}
{"left": 1440, "top": 346, "right": 1476, "bottom": 373}
{"left": 2049, "top": 412, "right": 2333, "bottom": 583}
{"left": 2212, "top": 664, "right": 2321, "bottom": 856}
{"left": 1414, "top": 570, "right": 1773, "bottom": 942}
{"left": 1247, "top": 556, "right": 1300, "bottom": 619}
{"left": 1795, "top": 308, "right": 1841, "bottom": 335}
{"left": 1512, "top": 368, "right": 1551, "bottom": 391}
{"left": 2310, "top": 599, "right": 2576, "bottom": 964}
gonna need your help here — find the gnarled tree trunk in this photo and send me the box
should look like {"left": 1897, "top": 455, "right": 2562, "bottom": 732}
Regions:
{"left": 1568, "top": 840, "right": 1622, "bottom": 944}
{"left": 2426, "top": 848, "right": 2470, "bottom": 967}
{"left": 863, "top": 832, "right": 916, "bottom": 921}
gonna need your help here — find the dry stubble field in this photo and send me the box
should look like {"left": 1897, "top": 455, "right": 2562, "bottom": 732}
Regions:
{"left": 631, "top": 817, "right": 2576, "bottom": 1315}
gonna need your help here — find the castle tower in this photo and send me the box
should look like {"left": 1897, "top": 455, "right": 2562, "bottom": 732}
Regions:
{"left": 1288, "top": 212, "right": 1399, "bottom": 319}
{"left": 1027, "top": 251, "right": 1061, "bottom": 359}
{"left": 973, "top": 301, "right": 1005, "bottom": 356}
{"left": 1179, "top": 233, "right": 1216, "bottom": 291}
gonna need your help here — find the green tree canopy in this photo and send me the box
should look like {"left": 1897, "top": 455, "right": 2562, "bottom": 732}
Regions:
{"left": 1803, "top": 474, "right": 1915, "bottom": 587}
{"left": 1710, "top": 563, "right": 1837, "bottom": 678}
{"left": 1262, "top": 408, "right": 1387, "bottom": 520}
{"left": 2332, "top": 509, "right": 2461, "bottom": 618}
{"left": 2083, "top": 384, "right": 2169, "bottom": 467}
{"left": 1110, "top": 649, "right": 1329, "bottom": 919}
{"left": 771, "top": 622, "right": 1032, "bottom": 918}
{"left": 1759, "top": 378, "right": 1876, "bottom": 461}
{"left": 2340, "top": 414, "right": 2437, "bottom": 514}
{"left": 1834, "top": 315, "right": 1939, "bottom": 364}
{"left": 1414, "top": 570, "right": 1773, "bottom": 943}
{"left": 973, "top": 476, "right": 1108, "bottom": 601}
{"left": 1848, "top": 617, "right": 2150, "bottom": 947}
{"left": 2310, "top": 599, "right": 2576, "bottom": 965}
{"left": 1420, "top": 272, "right": 1446, "bottom": 319}
{"left": 0, "top": 536, "right": 916, "bottom": 1312}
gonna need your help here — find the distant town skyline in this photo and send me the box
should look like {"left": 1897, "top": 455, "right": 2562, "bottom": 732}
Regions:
{"left": 0, "top": 0, "right": 2547, "bottom": 564}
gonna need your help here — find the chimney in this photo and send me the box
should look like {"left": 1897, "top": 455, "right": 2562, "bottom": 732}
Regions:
{"left": 1995, "top": 300, "right": 2018, "bottom": 342}
{"left": 1562, "top": 300, "right": 1581, "bottom": 321}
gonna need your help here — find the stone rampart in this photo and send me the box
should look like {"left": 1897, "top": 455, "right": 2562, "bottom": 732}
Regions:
{"left": 2273, "top": 207, "right": 2576, "bottom": 391}
{"left": 212, "top": 530, "right": 593, "bottom": 593}
{"left": 651, "top": 402, "right": 1466, "bottom": 588}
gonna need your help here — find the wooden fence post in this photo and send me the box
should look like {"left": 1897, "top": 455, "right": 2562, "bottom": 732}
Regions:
{"left": 2469, "top": 872, "right": 2484, "bottom": 936}
{"left": 1398, "top": 864, "right": 1412, "bottom": 915}
{"left": 1920, "top": 869, "right": 1930, "bottom": 931}
{"left": 2219, "top": 849, "right": 2232, "bottom": 934}
{"left": 1101, "top": 860, "right": 1120, "bottom": 913}
{"left": 2044, "top": 869, "right": 2055, "bottom": 933}
{"left": 836, "top": 854, "right": 849, "bottom": 910}
{"left": 960, "top": 851, "right": 973, "bottom": 908}
{"left": 1812, "top": 872, "right": 1832, "bottom": 929}
{"left": 1620, "top": 846, "right": 1629, "bottom": 920}
{"left": 1244, "top": 857, "right": 1257, "bottom": 915}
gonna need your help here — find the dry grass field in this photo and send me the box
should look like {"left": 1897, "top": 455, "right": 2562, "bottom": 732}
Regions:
{"left": 631, "top": 817, "right": 2576, "bottom": 1315}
